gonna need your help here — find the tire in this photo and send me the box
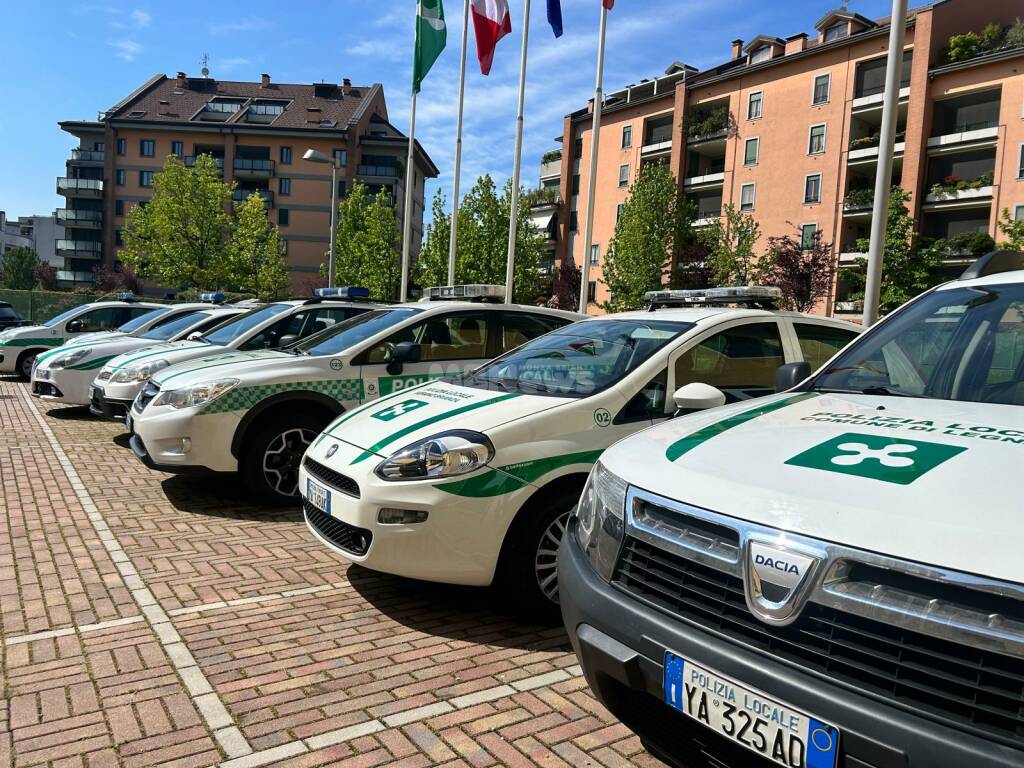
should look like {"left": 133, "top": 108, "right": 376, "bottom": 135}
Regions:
{"left": 16, "top": 349, "right": 38, "bottom": 381}
{"left": 240, "top": 411, "right": 328, "bottom": 506}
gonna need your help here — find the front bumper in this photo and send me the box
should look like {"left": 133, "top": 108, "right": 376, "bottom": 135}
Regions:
{"left": 31, "top": 367, "right": 92, "bottom": 405}
{"left": 89, "top": 383, "right": 132, "bottom": 419}
{"left": 130, "top": 403, "right": 241, "bottom": 473}
{"left": 558, "top": 529, "right": 1024, "bottom": 768}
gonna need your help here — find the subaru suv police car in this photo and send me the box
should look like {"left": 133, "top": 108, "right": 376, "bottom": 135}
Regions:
{"left": 128, "top": 285, "right": 579, "bottom": 504}
{"left": 0, "top": 296, "right": 164, "bottom": 379}
{"left": 298, "top": 288, "right": 859, "bottom": 609}
{"left": 31, "top": 302, "right": 245, "bottom": 409}
{"left": 559, "top": 252, "right": 1024, "bottom": 768}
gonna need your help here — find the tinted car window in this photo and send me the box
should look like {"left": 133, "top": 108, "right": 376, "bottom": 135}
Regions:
{"left": 203, "top": 304, "right": 291, "bottom": 346}
{"left": 499, "top": 312, "right": 566, "bottom": 354}
{"left": 299, "top": 309, "right": 423, "bottom": 357}
{"left": 365, "top": 312, "right": 492, "bottom": 363}
{"left": 141, "top": 311, "right": 210, "bottom": 341}
{"left": 674, "top": 322, "right": 784, "bottom": 402}
{"left": 794, "top": 323, "right": 858, "bottom": 370}
{"left": 117, "top": 307, "right": 168, "bottom": 333}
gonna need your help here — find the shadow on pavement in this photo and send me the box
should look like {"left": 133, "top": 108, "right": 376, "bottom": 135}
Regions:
{"left": 44, "top": 405, "right": 96, "bottom": 421}
{"left": 160, "top": 473, "right": 304, "bottom": 522}
{"left": 112, "top": 433, "right": 132, "bottom": 449}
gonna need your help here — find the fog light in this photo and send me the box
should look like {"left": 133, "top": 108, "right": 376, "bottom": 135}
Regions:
{"left": 377, "top": 508, "right": 428, "bottom": 525}
{"left": 166, "top": 438, "right": 191, "bottom": 455}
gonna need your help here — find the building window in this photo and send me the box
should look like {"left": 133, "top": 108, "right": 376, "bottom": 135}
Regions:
{"left": 740, "top": 183, "right": 756, "bottom": 211}
{"left": 574, "top": 137, "right": 584, "bottom": 159}
{"left": 824, "top": 21, "right": 848, "bottom": 42}
{"left": 800, "top": 223, "right": 817, "bottom": 250}
{"left": 616, "top": 203, "right": 625, "bottom": 222}
{"left": 590, "top": 244, "right": 600, "bottom": 264}
{"left": 116, "top": 138, "right": 126, "bottom": 156}
{"left": 587, "top": 281, "right": 597, "bottom": 303}
{"left": 333, "top": 149, "right": 347, "bottom": 166}
{"left": 1015, "top": 204, "right": 1024, "bottom": 220}
{"left": 571, "top": 175, "right": 580, "bottom": 195}
{"left": 804, "top": 174, "right": 822, "bottom": 204}
{"left": 280, "top": 146, "right": 292, "bottom": 164}
{"left": 278, "top": 208, "right": 289, "bottom": 226}
{"left": 743, "top": 137, "right": 759, "bottom": 166}
{"left": 622, "top": 125, "right": 633, "bottom": 149}
{"left": 570, "top": 210, "right": 578, "bottom": 232}
{"left": 279, "top": 177, "right": 291, "bottom": 196}
{"left": 618, "top": 164, "right": 630, "bottom": 187}
{"left": 171, "top": 141, "right": 184, "bottom": 158}
{"left": 750, "top": 46, "right": 772, "bottom": 64}
{"left": 748, "top": 91, "right": 763, "bottom": 120}
{"left": 140, "top": 139, "right": 155, "bottom": 157}
{"left": 115, "top": 200, "right": 124, "bottom": 216}
{"left": 115, "top": 169, "right": 125, "bottom": 187}
{"left": 812, "top": 74, "right": 831, "bottom": 105}
{"left": 338, "top": 179, "right": 346, "bottom": 198}
{"left": 1018, "top": 144, "right": 1024, "bottom": 178}
{"left": 808, "top": 124, "right": 826, "bottom": 154}
{"left": 139, "top": 170, "right": 154, "bottom": 187}
{"left": 115, "top": 230, "right": 124, "bottom": 247}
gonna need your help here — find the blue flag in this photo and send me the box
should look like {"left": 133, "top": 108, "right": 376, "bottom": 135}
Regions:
{"left": 547, "top": 0, "right": 563, "bottom": 37}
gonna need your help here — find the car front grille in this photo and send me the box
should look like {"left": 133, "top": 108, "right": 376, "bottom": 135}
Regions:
{"left": 303, "top": 457, "right": 360, "bottom": 498}
{"left": 303, "top": 501, "right": 372, "bottom": 556}
{"left": 613, "top": 535, "right": 1024, "bottom": 748}
{"left": 135, "top": 381, "right": 160, "bottom": 412}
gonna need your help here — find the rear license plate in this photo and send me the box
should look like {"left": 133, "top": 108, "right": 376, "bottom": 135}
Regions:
{"left": 306, "top": 479, "right": 331, "bottom": 514}
{"left": 663, "top": 651, "right": 838, "bottom": 768}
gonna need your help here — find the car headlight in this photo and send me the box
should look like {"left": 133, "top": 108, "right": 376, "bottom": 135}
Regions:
{"left": 375, "top": 430, "right": 494, "bottom": 481}
{"left": 109, "top": 359, "right": 169, "bottom": 384}
{"left": 49, "top": 349, "right": 90, "bottom": 370}
{"left": 575, "top": 461, "right": 628, "bottom": 582}
{"left": 152, "top": 379, "right": 238, "bottom": 410}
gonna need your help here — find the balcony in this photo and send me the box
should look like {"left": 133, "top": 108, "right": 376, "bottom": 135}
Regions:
{"left": 70, "top": 148, "right": 105, "bottom": 164}
{"left": 184, "top": 155, "right": 225, "bottom": 171}
{"left": 683, "top": 171, "right": 725, "bottom": 190}
{"left": 923, "top": 184, "right": 993, "bottom": 209}
{"left": 232, "top": 158, "right": 274, "bottom": 179}
{"left": 356, "top": 163, "right": 399, "bottom": 178}
{"left": 540, "top": 158, "right": 561, "bottom": 182}
{"left": 851, "top": 86, "right": 910, "bottom": 114}
{"left": 57, "top": 178, "right": 103, "bottom": 198}
{"left": 843, "top": 189, "right": 874, "bottom": 218}
{"left": 56, "top": 270, "right": 96, "bottom": 285}
{"left": 55, "top": 239, "right": 102, "bottom": 259}
{"left": 55, "top": 208, "right": 102, "bottom": 229}
{"left": 232, "top": 188, "right": 273, "bottom": 205}
{"left": 926, "top": 124, "right": 999, "bottom": 155}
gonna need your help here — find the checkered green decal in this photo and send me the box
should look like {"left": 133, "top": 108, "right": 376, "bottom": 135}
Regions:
{"left": 200, "top": 379, "right": 365, "bottom": 414}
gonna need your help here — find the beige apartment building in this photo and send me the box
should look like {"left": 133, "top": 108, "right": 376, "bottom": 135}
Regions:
{"left": 57, "top": 72, "right": 438, "bottom": 292}
{"left": 554, "top": 0, "right": 1024, "bottom": 313}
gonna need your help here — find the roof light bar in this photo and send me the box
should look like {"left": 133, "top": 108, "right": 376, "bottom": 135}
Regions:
{"left": 200, "top": 292, "right": 226, "bottom": 303}
{"left": 424, "top": 284, "right": 506, "bottom": 302}
{"left": 314, "top": 286, "right": 371, "bottom": 300}
{"left": 645, "top": 286, "right": 783, "bottom": 309}
{"left": 116, "top": 291, "right": 137, "bottom": 302}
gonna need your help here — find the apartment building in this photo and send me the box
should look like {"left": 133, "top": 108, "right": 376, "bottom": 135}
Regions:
{"left": 57, "top": 72, "right": 438, "bottom": 290}
{"left": 0, "top": 212, "right": 64, "bottom": 264}
{"left": 555, "top": 0, "right": 1024, "bottom": 313}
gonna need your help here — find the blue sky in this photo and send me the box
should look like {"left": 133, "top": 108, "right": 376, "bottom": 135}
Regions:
{"left": 0, "top": 0, "right": 894, "bottom": 221}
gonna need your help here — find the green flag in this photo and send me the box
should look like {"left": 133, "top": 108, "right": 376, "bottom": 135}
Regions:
{"left": 413, "top": 0, "right": 447, "bottom": 93}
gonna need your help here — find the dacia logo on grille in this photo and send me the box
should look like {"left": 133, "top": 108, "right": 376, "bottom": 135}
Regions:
{"left": 743, "top": 541, "right": 821, "bottom": 626}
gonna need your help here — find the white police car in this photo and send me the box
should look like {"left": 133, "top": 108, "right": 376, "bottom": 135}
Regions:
{"left": 559, "top": 252, "right": 1024, "bottom": 768}
{"left": 297, "top": 287, "right": 860, "bottom": 609}
{"left": 31, "top": 301, "right": 245, "bottom": 409}
{"left": 0, "top": 296, "right": 165, "bottom": 379}
{"left": 128, "top": 285, "right": 579, "bottom": 504}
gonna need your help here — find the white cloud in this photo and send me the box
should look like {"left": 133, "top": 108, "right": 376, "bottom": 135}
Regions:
{"left": 108, "top": 39, "right": 142, "bottom": 61}
{"left": 130, "top": 9, "right": 151, "bottom": 27}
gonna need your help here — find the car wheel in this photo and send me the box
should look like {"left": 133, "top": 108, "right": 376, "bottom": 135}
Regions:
{"left": 241, "top": 413, "right": 326, "bottom": 506}
{"left": 17, "top": 350, "right": 37, "bottom": 381}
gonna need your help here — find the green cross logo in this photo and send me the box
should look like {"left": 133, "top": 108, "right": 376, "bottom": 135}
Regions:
{"left": 371, "top": 398, "right": 429, "bottom": 422}
{"left": 786, "top": 432, "right": 966, "bottom": 485}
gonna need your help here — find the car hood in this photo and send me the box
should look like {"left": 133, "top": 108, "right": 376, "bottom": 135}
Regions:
{"left": 149, "top": 348, "right": 293, "bottom": 389}
{"left": 315, "top": 380, "right": 574, "bottom": 463}
{"left": 0, "top": 324, "right": 55, "bottom": 342}
{"left": 600, "top": 391, "right": 1024, "bottom": 583}
{"left": 35, "top": 335, "right": 149, "bottom": 370}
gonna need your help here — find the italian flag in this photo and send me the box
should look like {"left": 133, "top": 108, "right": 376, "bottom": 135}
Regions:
{"left": 471, "top": 0, "right": 512, "bottom": 76}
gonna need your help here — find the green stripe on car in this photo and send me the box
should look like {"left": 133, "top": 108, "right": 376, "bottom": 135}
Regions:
{"left": 3, "top": 337, "right": 62, "bottom": 348}
{"left": 69, "top": 355, "right": 117, "bottom": 371}
{"left": 438, "top": 449, "right": 604, "bottom": 498}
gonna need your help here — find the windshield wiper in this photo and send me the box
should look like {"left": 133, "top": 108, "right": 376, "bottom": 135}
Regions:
{"left": 512, "top": 379, "right": 550, "bottom": 393}
{"left": 859, "top": 385, "right": 926, "bottom": 398}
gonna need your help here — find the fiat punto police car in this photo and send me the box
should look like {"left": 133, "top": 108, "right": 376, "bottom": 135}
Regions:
{"left": 128, "top": 286, "right": 579, "bottom": 504}
{"left": 559, "top": 252, "right": 1024, "bottom": 768}
{"left": 31, "top": 302, "right": 245, "bottom": 408}
{"left": 298, "top": 287, "right": 860, "bottom": 609}
{"left": 0, "top": 296, "right": 165, "bottom": 379}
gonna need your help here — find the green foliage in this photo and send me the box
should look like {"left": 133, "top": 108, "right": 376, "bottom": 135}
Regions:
{"left": 946, "top": 31, "right": 981, "bottom": 62}
{"left": 1005, "top": 18, "right": 1024, "bottom": 49}
{"left": 0, "top": 246, "right": 41, "bottom": 290}
{"left": 682, "top": 105, "right": 732, "bottom": 140}
{"left": 702, "top": 204, "right": 763, "bottom": 286}
{"left": 946, "top": 22, "right": 1014, "bottom": 63}
{"left": 600, "top": 164, "right": 693, "bottom": 312}
{"left": 761, "top": 225, "right": 836, "bottom": 313}
{"left": 844, "top": 188, "right": 874, "bottom": 209}
{"left": 121, "top": 154, "right": 233, "bottom": 290}
{"left": 928, "top": 172, "right": 993, "bottom": 198}
{"left": 998, "top": 208, "right": 1024, "bottom": 250}
{"left": 924, "top": 231, "right": 995, "bottom": 259}
{"left": 979, "top": 22, "right": 1006, "bottom": 51}
{"left": 330, "top": 183, "right": 402, "bottom": 301}
{"left": 228, "top": 193, "right": 288, "bottom": 301}
{"left": 541, "top": 150, "right": 562, "bottom": 164}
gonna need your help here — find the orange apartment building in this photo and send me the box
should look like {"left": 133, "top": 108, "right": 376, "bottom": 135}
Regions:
{"left": 552, "top": 0, "right": 1024, "bottom": 313}
{"left": 57, "top": 72, "right": 438, "bottom": 292}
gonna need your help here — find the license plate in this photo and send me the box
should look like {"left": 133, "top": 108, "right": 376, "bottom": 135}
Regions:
{"left": 306, "top": 479, "right": 331, "bottom": 514}
{"left": 663, "top": 651, "right": 838, "bottom": 768}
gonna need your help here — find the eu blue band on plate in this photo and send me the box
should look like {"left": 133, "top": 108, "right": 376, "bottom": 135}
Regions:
{"left": 663, "top": 652, "right": 686, "bottom": 711}
{"left": 806, "top": 718, "right": 839, "bottom": 768}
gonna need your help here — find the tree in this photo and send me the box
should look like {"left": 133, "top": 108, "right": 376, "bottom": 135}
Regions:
{"left": 702, "top": 204, "right": 762, "bottom": 285}
{"left": 997, "top": 207, "right": 1024, "bottom": 250}
{"left": 599, "top": 164, "right": 693, "bottom": 312}
{"left": 762, "top": 225, "right": 836, "bottom": 313}
{"left": 228, "top": 193, "right": 288, "bottom": 300}
{"left": 415, "top": 190, "right": 452, "bottom": 290}
{"left": 34, "top": 263, "right": 58, "bottom": 291}
{"left": 330, "top": 183, "right": 402, "bottom": 301}
{"left": 0, "top": 246, "right": 41, "bottom": 290}
{"left": 550, "top": 257, "right": 581, "bottom": 311}
{"left": 121, "top": 154, "right": 233, "bottom": 290}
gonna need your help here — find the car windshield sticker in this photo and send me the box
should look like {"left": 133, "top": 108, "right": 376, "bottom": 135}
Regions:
{"left": 372, "top": 399, "right": 429, "bottom": 421}
{"left": 786, "top": 432, "right": 966, "bottom": 485}
{"left": 666, "top": 393, "right": 820, "bottom": 462}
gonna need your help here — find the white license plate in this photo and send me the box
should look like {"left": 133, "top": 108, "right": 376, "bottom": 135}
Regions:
{"left": 663, "top": 651, "right": 838, "bottom": 767}
{"left": 306, "top": 479, "right": 331, "bottom": 514}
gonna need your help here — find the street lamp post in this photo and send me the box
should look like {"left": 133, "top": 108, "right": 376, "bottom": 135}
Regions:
{"left": 303, "top": 148, "right": 340, "bottom": 288}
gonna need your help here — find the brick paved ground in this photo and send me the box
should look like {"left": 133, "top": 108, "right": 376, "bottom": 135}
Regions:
{"left": 0, "top": 377, "right": 665, "bottom": 768}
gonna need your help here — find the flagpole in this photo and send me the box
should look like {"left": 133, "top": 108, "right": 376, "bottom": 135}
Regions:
{"left": 400, "top": 89, "right": 418, "bottom": 303}
{"left": 578, "top": 4, "right": 608, "bottom": 314}
{"left": 448, "top": 0, "right": 470, "bottom": 286}
{"left": 504, "top": 0, "right": 532, "bottom": 304}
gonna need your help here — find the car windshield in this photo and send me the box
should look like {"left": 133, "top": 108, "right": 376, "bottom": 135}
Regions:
{"left": 464, "top": 319, "right": 690, "bottom": 398}
{"left": 141, "top": 311, "right": 209, "bottom": 341}
{"left": 43, "top": 305, "right": 89, "bottom": 327}
{"left": 295, "top": 308, "right": 423, "bottom": 356}
{"left": 813, "top": 283, "right": 1024, "bottom": 405}
{"left": 203, "top": 304, "right": 290, "bottom": 345}
{"left": 117, "top": 307, "right": 165, "bottom": 333}
{"left": 0, "top": 306, "right": 19, "bottom": 319}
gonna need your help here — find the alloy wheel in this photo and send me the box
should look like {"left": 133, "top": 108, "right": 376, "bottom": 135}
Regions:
{"left": 534, "top": 508, "right": 573, "bottom": 605}
{"left": 262, "top": 427, "right": 316, "bottom": 497}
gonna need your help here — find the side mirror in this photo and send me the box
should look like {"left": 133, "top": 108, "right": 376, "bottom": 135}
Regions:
{"left": 278, "top": 334, "right": 299, "bottom": 348}
{"left": 186, "top": 331, "right": 203, "bottom": 341}
{"left": 384, "top": 340, "right": 421, "bottom": 375}
{"left": 774, "top": 362, "right": 812, "bottom": 393}
{"left": 66, "top": 319, "right": 84, "bottom": 333}
{"left": 673, "top": 383, "right": 727, "bottom": 413}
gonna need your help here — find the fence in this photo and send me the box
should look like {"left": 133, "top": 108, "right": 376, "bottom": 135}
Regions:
{"left": 0, "top": 289, "right": 102, "bottom": 323}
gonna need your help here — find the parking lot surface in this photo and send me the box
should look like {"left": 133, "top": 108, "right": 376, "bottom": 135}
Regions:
{"left": 0, "top": 378, "right": 665, "bottom": 768}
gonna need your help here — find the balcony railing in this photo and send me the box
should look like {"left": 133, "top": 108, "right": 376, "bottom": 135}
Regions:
{"left": 843, "top": 189, "right": 874, "bottom": 210}
{"left": 849, "top": 131, "right": 906, "bottom": 151}
{"left": 233, "top": 158, "right": 274, "bottom": 176}
{"left": 55, "top": 209, "right": 103, "bottom": 227}
{"left": 55, "top": 239, "right": 102, "bottom": 258}
{"left": 184, "top": 155, "right": 225, "bottom": 170}
{"left": 56, "top": 270, "right": 96, "bottom": 284}
{"left": 70, "top": 148, "right": 105, "bottom": 162}
{"left": 232, "top": 188, "right": 273, "bottom": 205}
{"left": 357, "top": 164, "right": 399, "bottom": 178}
{"left": 57, "top": 178, "right": 103, "bottom": 196}
{"left": 644, "top": 127, "right": 674, "bottom": 146}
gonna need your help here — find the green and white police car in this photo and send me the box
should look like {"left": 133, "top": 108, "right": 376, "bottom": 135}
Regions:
{"left": 128, "top": 286, "right": 578, "bottom": 504}
{"left": 0, "top": 296, "right": 165, "bottom": 379}
{"left": 297, "top": 288, "right": 860, "bottom": 609}
{"left": 559, "top": 253, "right": 1024, "bottom": 768}
{"left": 31, "top": 302, "right": 245, "bottom": 408}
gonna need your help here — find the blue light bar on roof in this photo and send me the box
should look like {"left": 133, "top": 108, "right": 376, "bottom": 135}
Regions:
{"left": 314, "top": 286, "right": 371, "bottom": 299}
{"left": 116, "top": 291, "right": 136, "bottom": 301}
{"left": 200, "top": 292, "right": 226, "bottom": 303}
